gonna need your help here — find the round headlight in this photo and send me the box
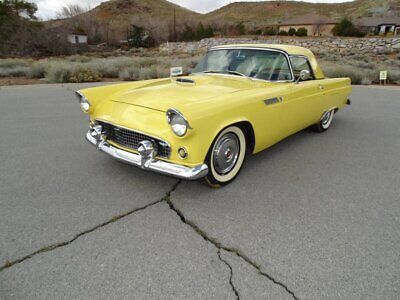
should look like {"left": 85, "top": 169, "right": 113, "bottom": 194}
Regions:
{"left": 76, "top": 91, "right": 91, "bottom": 113}
{"left": 166, "top": 109, "right": 190, "bottom": 137}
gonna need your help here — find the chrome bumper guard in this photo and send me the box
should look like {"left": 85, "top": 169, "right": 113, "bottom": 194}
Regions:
{"left": 86, "top": 130, "right": 208, "bottom": 180}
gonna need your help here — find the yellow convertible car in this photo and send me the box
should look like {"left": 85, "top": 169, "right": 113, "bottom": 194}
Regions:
{"left": 78, "top": 44, "right": 352, "bottom": 187}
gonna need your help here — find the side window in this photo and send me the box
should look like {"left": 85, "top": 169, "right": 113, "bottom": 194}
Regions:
{"left": 290, "top": 56, "right": 314, "bottom": 81}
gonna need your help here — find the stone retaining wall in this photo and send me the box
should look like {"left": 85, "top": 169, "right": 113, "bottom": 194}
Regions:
{"left": 160, "top": 37, "right": 400, "bottom": 55}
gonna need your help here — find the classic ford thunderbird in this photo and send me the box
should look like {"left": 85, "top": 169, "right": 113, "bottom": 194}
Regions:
{"left": 78, "top": 44, "right": 351, "bottom": 187}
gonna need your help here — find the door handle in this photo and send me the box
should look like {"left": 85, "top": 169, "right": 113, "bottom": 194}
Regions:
{"left": 318, "top": 84, "right": 325, "bottom": 90}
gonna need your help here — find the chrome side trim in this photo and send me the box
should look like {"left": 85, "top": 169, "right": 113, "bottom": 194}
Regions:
{"left": 86, "top": 131, "right": 208, "bottom": 180}
{"left": 264, "top": 97, "right": 283, "bottom": 106}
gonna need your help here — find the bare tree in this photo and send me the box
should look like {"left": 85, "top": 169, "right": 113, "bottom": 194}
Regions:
{"left": 313, "top": 21, "right": 324, "bottom": 36}
{"left": 56, "top": 4, "right": 90, "bottom": 19}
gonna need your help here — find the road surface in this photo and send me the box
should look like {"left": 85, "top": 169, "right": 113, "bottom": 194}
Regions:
{"left": 0, "top": 84, "right": 399, "bottom": 299}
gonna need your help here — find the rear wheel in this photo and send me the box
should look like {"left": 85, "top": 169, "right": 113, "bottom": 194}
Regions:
{"left": 313, "top": 109, "right": 334, "bottom": 133}
{"left": 203, "top": 126, "right": 247, "bottom": 188}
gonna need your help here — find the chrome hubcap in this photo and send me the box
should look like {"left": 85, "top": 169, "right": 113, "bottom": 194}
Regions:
{"left": 321, "top": 110, "right": 332, "bottom": 126}
{"left": 213, "top": 133, "right": 240, "bottom": 175}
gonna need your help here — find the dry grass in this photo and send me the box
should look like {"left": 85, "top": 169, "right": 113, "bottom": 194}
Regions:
{"left": 317, "top": 51, "right": 400, "bottom": 85}
{"left": 1, "top": 50, "right": 399, "bottom": 85}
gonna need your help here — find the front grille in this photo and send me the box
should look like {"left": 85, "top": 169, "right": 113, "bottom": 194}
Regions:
{"left": 98, "top": 121, "right": 171, "bottom": 158}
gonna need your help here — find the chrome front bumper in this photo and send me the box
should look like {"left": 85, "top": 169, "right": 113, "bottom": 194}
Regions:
{"left": 86, "top": 131, "right": 208, "bottom": 180}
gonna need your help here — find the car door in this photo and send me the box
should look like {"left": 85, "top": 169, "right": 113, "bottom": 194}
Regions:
{"left": 285, "top": 56, "right": 326, "bottom": 135}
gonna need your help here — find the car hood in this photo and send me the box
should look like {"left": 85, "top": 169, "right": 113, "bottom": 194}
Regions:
{"left": 110, "top": 75, "right": 266, "bottom": 112}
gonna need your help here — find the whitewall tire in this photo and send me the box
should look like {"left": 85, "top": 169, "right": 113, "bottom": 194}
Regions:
{"left": 313, "top": 109, "right": 335, "bottom": 132}
{"left": 203, "top": 126, "right": 247, "bottom": 188}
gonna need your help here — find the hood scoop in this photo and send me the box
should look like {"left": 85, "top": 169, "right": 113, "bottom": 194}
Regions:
{"left": 175, "top": 78, "right": 195, "bottom": 85}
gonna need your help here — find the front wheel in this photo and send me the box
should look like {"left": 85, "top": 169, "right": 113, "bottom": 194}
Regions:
{"left": 203, "top": 126, "right": 247, "bottom": 188}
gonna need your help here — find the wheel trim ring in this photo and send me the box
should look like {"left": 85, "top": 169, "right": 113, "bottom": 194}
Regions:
{"left": 321, "top": 110, "right": 333, "bottom": 129}
{"left": 213, "top": 133, "right": 240, "bottom": 175}
{"left": 210, "top": 126, "right": 246, "bottom": 183}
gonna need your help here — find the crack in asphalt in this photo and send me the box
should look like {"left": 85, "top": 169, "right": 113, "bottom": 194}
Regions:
{"left": 0, "top": 181, "right": 181, "bottom": 272}
{"left": 2, "top": 178, "right": 297, "bottom": 300}
{"left": 165, "top": 185, "right": 298, "bottom": 300}
{"left": 217, "top": 249, "right": 240, "bottom": 299}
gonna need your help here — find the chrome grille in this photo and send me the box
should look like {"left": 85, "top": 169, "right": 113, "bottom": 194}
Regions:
{"left": 98, "top": 121, "right": 171, "bottom": 158}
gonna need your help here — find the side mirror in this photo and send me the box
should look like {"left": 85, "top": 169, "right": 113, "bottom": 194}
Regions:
{"left": 296, "top": 70, "right": 311, "bottom": 84}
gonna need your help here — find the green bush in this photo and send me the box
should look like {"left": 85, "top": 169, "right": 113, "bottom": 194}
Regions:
{"left": 295, "top": 27, "right": 308, "bottom": 37}
{"left": 288, "top": 28, "right": 296, "bottom": 36}
{"left": 127, "top": 25, "right": 149, "bottom": 48}
{"left": 332, "top": 18, "right": 365, "bottom": 37}
{"left": 264, "top": 26, "right": 278, "bottom": 36}
{"left": 278, "top": 30, "right": 288, "bottom": 36}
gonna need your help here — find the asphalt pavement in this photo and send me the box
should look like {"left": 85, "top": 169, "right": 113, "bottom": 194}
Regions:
{"left": 0, "top": 83, "right": 399, "bottom": 299}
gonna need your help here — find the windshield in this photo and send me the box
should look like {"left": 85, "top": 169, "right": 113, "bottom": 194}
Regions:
{"left": 193, "top": 49, "right": 293, "bottom": 81}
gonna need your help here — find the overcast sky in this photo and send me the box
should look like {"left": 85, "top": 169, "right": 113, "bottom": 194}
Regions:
{"left": 31, "top": 0, "right": 353, "bottom": 20}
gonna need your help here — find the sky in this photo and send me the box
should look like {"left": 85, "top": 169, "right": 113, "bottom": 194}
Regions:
{"left": 30, "top": 0, "right": 353, "bottom": 20}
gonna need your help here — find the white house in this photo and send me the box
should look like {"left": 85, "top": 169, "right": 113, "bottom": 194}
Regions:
{"left": 67, "top": 33, "right": 88, "bottom": 44}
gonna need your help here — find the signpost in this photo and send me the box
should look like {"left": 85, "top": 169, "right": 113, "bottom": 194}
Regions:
{"left": 380, "top": 70, "right": 388, "bottom": 85}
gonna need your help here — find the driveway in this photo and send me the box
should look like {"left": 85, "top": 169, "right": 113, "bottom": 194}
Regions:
{"left": 0, "top": 84, "right": 399, "bottom": 299}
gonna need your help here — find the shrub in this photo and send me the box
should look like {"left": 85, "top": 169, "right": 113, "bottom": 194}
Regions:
{"left": 332, "top": 18, "right": 365, "bottom": 37}
{"left": 45, "top": 63, "right": 74, "bottom": 83}
{"left": 156, "top": 66, "right": 170, "bottom": 78}
{"left": 69, "top": 69, "right": 102, "bottom": 83}
{"left": 295, "top": 27, "right": 308, "bottom": 37}
{"left": 278, "top": 30, "right": 288, "bottom": 36}
{"left": 0, "top": 66, "right": 30, "bottom": 77}
{"left": 118, "top": 67, "right": 139, "bottom": 81}
{"left": 320, "top": 62, "right": 377, "bottom": 85}
{"left": 28, "top": 60, "right": 48, "bottom": 78}
{"left": 181, "top": 24, "right": 196, "bottom": 42}
{"left": 138, "top": 67, "right": 158, "bottom": 80}
{"left": 288, "top": 28, "right": 296, "bottom": 36}
{"left": 388, "top": 69, "right": 400, "bottom": 84}
{"left": 67, "top": 55, "right": 92, "bottom": 63}
{"left": 0, "top": 59, "right": 31, "bottom": 69}
{"left": 127, "top": 25, "right": 150, "bottom": 48}
{"left": 235, "top": 22, "right": 246, "bottom": 35}
{"left": 264, "top": 26, "right": 278, "bottom": 36}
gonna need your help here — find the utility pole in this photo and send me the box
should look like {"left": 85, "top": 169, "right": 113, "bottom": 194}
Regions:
{"left": 173, "top": 7, "right": 177, "bottom": 42}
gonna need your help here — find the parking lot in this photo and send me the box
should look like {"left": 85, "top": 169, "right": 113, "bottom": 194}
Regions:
{"left": 0, "top": 84, "right": 399, "bottom": 299}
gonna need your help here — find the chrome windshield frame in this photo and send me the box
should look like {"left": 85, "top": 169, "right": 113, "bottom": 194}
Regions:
{"left": 193, "top": 46, "right": 296, "bottom": 84}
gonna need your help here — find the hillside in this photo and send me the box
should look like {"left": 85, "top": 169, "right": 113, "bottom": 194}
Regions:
{"left": 52, "top": 0, "right": 400, "bottom": 43}
{"left": 50, "top": 0, "right": 200, "bottom": 43}
{"left": 204, "top": 0, "right": 400, "bottom": 27}
{"left": 91, "top": 0, "right": 199, "bottom": 24}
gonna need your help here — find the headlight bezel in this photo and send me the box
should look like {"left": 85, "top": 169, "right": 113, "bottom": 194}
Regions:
{"left": 76, "top": 91, "right": 91, "bottom": 113}
{"left": 166, "top": 108, "right": 191, "bottom": 137}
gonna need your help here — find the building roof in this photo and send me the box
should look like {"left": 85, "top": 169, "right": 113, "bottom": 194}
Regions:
{"left": 280, "top": 14, "right": 337, "bottom": 26}
{"left": 355, "top": 17, "right": 400, "bottom": 27}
